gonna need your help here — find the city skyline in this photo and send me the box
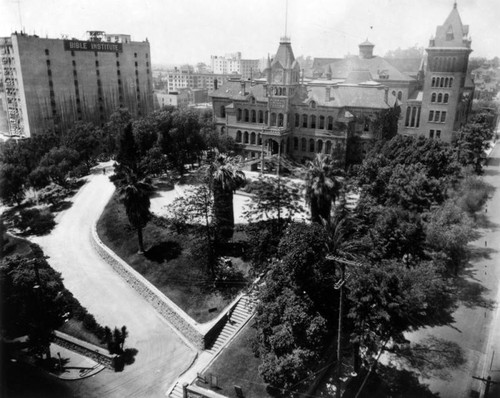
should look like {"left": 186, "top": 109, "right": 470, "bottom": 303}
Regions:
{"left": 1, "top": 0, "right": 499, "bottom": 65}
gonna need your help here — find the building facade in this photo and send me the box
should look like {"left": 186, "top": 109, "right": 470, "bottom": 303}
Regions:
{"left": 0, "top": 31, "right": 153, "bottom": 137}
{"left": 162, "top": 67, "right": 240, "bottom": 94}
{"left": 211, "top": 37, "right": 397, "bottom": 164}
{"left": 312, "top": 3, "right": 474, "bottom": 143}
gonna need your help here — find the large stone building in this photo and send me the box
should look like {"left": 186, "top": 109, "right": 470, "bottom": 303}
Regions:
{"left": 210, "top": 37, "right": 397, "bottom": 164}
{"left": 313, "top": 2, "right": 474, "bottom": 142}
{"left": 0, "top": 31, "right": 153, "bottom": 137}
{"left": 162, "top": 66, "right": 239, "bottom": 94}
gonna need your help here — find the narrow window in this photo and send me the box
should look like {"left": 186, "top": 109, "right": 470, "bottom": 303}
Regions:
{"left": 293, "top": 137, "right": 298, "bottom": 150}
{"left": 430, "top": 130, "right": 435, "bottom": 139}
{"left": 444, "top": 93, "right": 449, "bottom": 103}
{"left": 301, "top": 138, "right": 307, "bottom": 151}
{"left": 302, "top": 114, "right": 308, "bottom": 128}
{"left": 429, "top": 110, "right": 434, "bottom": 122}
{"left": 309, "top": 139, "right": 315, "bottom": 152}
{"left": 431, "top": 93, "right": 436, "bottom": 103}
{"left": 435, "top": 111, "right": 441, "bottom": 122}
{"left": 441, "top": 111, "right": 446, "bottom": 123}
{"left": 437, "top": 93, "right": 443, "bottom": 103}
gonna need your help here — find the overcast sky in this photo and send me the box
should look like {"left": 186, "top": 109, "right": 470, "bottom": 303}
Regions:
{"left": 1, "top": 0, "right": 498, "bottom": 65}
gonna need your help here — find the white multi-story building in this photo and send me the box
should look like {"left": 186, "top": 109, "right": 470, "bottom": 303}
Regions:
{"left": 210, "top": 52, "right": 260, "bottom": 79}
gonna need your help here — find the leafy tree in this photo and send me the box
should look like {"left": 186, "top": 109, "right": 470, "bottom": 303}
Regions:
{"left": 28, "top": 167, "right": 51, "bottom": 190}
{"left": 454, "top": 114, "right": 493, "bottom": 174}
{"left": 206, "top": 154, "right": 246, "bottom": 241}
{"left": 117, "top": 167, "right": 152, "bottom": 254}
{"left": 425, "top": 200, "right": 479, "bottom": 275}
{"left": 104, "top": 108, "right": 132, "bottom": 156}
{"left": 243, "top": 176, "right": 304, "bottom": 235}
{"left": 1, "top": 255, "right": 67, "bottom": 359}
{"left": 252, "top": 261, "right": 328, "bottom": 393}
{"left": 384, "top": 46, "right": 424, "bottom": 59}
{"left": 305, "top": 154, "right": 342, "bottom": 223}
{"left": 347, "top": 260, "right": 453, "bottom": 369}
{"left": 116, "top": 123, "right": 139, "bottom": 172}
{"left": 0, "top": 163, "right": 28, "bottom": 205}
{"left": 61, "top": 122, "right": 101, "bottom": 171}
{"left": 38, "top": 146, "right": 80, "bottom": 186}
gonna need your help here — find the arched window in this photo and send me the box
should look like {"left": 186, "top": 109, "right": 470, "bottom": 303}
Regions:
{"left": 243, "top": 131, "right": 249, "bottom": 143}
{"left": 278, "top": 113, "right": 284, "bottom": 127}
{"left": 220, "top": 105, "right": 226, "bottom": 118}
{"left": 326, "top": 140, "right": 332, "bottom": 154}
{"left": 265, "top": 111, "right": 269, "bottom": 124}
{"left": 309, "top": 139, "right": 315, "bottom": 152}
{"left": 310, "top": 115, "right": 316, "bottom": 129}
{"left": 405, "top": 106, "right": 411, "bottom": 126}
{"left": 440, "top": 78, "right": 444, "bottom": 88}
{"left": 392, "top": 90, "right": 396, "bottom": 97}
{"left": 251, "top": 110, "right": 256, "bottom": 123}
{"left": 271, "top": 112, "right": 277, "bottom": 126}
{"left": 444, "top": 78, "right": 449, "bottom": 88}
{"left": 310, "top": 101, "right": 316, "bottom": 109}
{"left": 319, "top": 115, "right": 325, "bottom": 129}
{"left": 410, "top": 107, "right": 417, "bottom": 127}
{"left": 258, "top": 110, "right": 264, "bottom": 123}
{"left": 449, "top": 78, "right": 453, "bottom": 87}
{"left": 293, "top": 137, "right": 298, "bottom": 150}
{"left": 416, "top": 107, "right": 421, "bottom": 128}
{"left": 302, "top": 114, "right": 308, "bottom": 128}
{"left": 444, "top": 93, "right": 449, "bottom": 103}
{"left": 437, "top": 93, "right": 443, "bottom": 103}
{"left": 237, "top": 108, "right": 242, "bottom": 121}
{"left": 327, "top": 116, "right": 333, "bottom": 130}
{"left": 236, "top": 130, "right": 242, "bottom": 142}
{"left": 244, "top": 109, "right": 249, "bottom": 122}
{"left": 431, "top": 93, "right": 436, "bottom": 103}
{"left": 258, "top": 133, "right": 262, "bottom": 145}
{"left": 431, "top": 77, "right": 436, "bottom": 87}
{"left": 317, "top": 140, "right": 323, "bottom": 153}
{"left": 295, "top": 113, "right": 300, "bottom": 127}
{"left": 282, "top": 87, "right": 287, "bottom": 95}
{"left": 301, "top": 138, "right": 307, "bottom": 151}
{"left": 398, "top": 91, "right": 403, "bottom": 100}
{"left": 250, "top": 132, "right": 256, "bottom": 144}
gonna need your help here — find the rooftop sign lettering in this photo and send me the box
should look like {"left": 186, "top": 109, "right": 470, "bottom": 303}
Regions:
{"left": 63, "top": 40, "right": 123, "bottom": 53}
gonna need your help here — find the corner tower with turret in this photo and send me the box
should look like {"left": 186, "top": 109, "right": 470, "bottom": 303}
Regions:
{"left": 420, "top": 2, "right": 474, "bottom": 142}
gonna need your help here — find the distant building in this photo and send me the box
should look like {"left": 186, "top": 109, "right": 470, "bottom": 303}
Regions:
{"left": 0, "top": 31, "right": 153, "bottom": 137}
{"left": 154, "top": 90, "right": 190, "bottom": 109}
{"left": 162, "top": 68, "right": 240, "bottom": 94}
{"left": 471, "top": 65, "right": 500, "bottom": 101}
{"left": 210, "top": 37, "right": 397, "bottom": 163}
{"left": 312, "top": 2, "right": 474, "bottom": 142}
{"left": 210, "top": 52, "right": 260, "bottom": 79}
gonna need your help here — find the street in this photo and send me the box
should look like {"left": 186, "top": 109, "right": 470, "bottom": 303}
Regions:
{"left": 27, "top": 170, "right": 196, "bottom": 397}
{"left": 406, "top": 142, "right": 500, "bottom": 397}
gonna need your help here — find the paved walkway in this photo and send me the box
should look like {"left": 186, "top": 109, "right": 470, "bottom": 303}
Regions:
{"left": 30, "top": 165, "right": 196, "bottom": 397}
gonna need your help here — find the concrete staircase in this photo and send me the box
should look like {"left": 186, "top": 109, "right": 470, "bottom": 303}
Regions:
{"left": 169, "top": 381, "right": 183, "bottom": 398}
{"left": 206, "top": 295, "right": 257, "bottom": 355}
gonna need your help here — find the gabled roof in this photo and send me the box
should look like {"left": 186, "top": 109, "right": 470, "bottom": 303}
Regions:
{"left": 273, "top": 38, "right": 299, "bottom": 70}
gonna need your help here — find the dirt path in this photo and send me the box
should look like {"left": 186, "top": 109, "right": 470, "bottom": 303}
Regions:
{"left": 31, "top": 170, "right": 196, "bottom": 398}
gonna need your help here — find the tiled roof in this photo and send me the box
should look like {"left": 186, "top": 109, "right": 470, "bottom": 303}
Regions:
{"left": 303, "top": 84, "right": 392, "bottom": 109}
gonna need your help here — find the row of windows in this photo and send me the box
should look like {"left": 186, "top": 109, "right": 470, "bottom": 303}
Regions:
{"left": 235, "top": 131, "right": 343, "bottom": 154}
{"left": 431, "top": 56, "right": 457, "bottom": 72}
{"left": 295, "top": 114, "right": 335, "bottom": 130}
{"left": 428, "top": 110, "right": 447, "bottom": 123}
{"left": 431, "top": 76, "right": 453, "bottom": 88}
{"left": 431, "top": 92, "right": 449, "bottom": 103}
{"left": 405, "top": 106, "right": 421, "bottom": 128}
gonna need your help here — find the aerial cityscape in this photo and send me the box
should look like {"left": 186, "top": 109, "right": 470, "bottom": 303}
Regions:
{"left": 1, "top": 1, "right": 500, "bottom": 397}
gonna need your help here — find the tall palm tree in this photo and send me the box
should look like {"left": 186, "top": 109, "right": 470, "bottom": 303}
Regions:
{"left": 305, "top": 154, "right": 342, "bottom": 224}
{"left": 119, "top": 167, "right": 152, "bottom": 254}
{"left": 207, "top": 154, "right": 246, "bottom": 241}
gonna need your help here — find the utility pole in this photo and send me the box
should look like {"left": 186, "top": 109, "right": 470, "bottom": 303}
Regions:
{"left": 326, "top": 255, "right": 360, "bottom": 398}
{"left": 472, "top": 375, "right": 498, "bottom": 398}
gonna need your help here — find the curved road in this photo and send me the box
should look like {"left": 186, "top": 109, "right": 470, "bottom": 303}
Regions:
{"left": 30, "top": 170, "right": 196, "bottom": 397}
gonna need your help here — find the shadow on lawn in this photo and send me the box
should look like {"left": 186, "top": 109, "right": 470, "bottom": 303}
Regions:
{"left": 452, "top": 266, "right": 496, "bottom": 310}
{"left": 145, "top": 241, "right": 182, "bottom": 263}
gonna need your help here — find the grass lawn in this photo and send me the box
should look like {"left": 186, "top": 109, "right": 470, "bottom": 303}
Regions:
{"left": 97, "top": 191, "right": 250, "bottom": 323}
{"left": 197, "top": 321, "right": 272, "bottom": 398}
{"left": 58, "top": 319, "right": 106, "bottom": 348}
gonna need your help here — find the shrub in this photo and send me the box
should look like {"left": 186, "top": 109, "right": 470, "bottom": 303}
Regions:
{"left": 15, "top": 208, "right": 55, "bottom": 235}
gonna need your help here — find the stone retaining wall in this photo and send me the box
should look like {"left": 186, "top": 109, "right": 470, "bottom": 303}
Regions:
{"left": 54, "top": 331, "right": 114, "bottom": 369}
{"left": 90, "top": 224, "right": 205, "bottom": 350}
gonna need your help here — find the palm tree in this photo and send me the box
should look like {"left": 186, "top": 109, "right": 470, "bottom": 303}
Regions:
{"left": 207, "top": 154, "right": 246, "bottom": 241}
{"left": 305, "top": 154, "right": 342, "bottom": 224}
{"left": 119, "top": 167, "right": 152, "bottom": 254}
